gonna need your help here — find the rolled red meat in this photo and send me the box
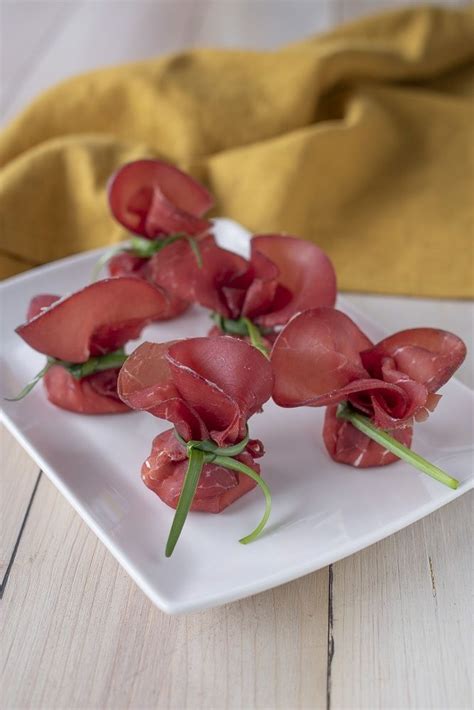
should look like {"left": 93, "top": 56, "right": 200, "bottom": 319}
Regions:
{"left": 151, "top": 233, "right": 337, "bottom": 340}
{"left": 271, "top": 308, "right": 466, "bottom": 467}
{"left": 108, "top": 159, "right": 214, "bottom": 238}
{"left": 118, "top": 337, "right": 273, "bottom": 511}
{"left": 15, "top": 278, "right": 169, "bottom": 414}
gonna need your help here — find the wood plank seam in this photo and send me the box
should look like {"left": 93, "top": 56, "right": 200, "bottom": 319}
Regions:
{"left": 0, "top": 469, "right": 42, "bottom": 599}
{"left": 326, "top": 563, "right": 334, "bottom": 710}
{"left": 428, "top": 555, "right": 437, "bottom": 599}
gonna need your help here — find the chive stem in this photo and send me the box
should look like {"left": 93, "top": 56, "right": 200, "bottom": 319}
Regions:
{"left": 242, "top": 318, "right": 270, "bottom": 358}
{"left": 212, "top": 455, "right": 272, "bottom": 544}
{"left": 66, "top": 349, "right": 128, "bottom": 380}
{"left": 166, "top": 428, "right": 271, "bottom": 556}
{"left": 174, "top": 427, "right": 250, "bottom": 457}
{"left": 4, "top": 361, "right": 53, "bottom": 401}
{"left": 5, "top": 349, "right": 128, "bottom": 401}
{"left": 336, "top": 402, "right": 459, "bottom": 490}
{"left": 165, "top": 448, "right": 206, "bottom": 557}
{"left": 185, "top": 235, "right": 203, "bottom": 268}
{"left": 210, "top": 312, "right": 248, "bottom": 336}
{"left": 210, "top": 313, "right": 270, "bottom": 358}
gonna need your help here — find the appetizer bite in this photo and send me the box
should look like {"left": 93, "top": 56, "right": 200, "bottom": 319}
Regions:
{"left": 10, "top": 278, "right": 169, "bottom": 414}
{"left": 271, "top": 308, "right": 466, "bottom": 487}
{"left": 118, "top": 336, "right": 274, "bottom": 555}
{"left": 95, "top": 159, "right": 215, "bottom": 319}
{"left": 109, "top": 159, "right": 214, "bottom": 238}
{"left": 147, "top": 233, "right": 337, "bottom": 355}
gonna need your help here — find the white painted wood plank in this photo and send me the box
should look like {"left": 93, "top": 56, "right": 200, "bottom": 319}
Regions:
{"left": 330, "top": 492, "right": 473, "bottom": 709}
{"left": 0, "top": 425, "right": 40, "bottom": 587}
{"left": 333, "top": 296, "right": 473, "bottom": 709}
{"left": 0, "top": 473, "right": 329, "bottom": 710}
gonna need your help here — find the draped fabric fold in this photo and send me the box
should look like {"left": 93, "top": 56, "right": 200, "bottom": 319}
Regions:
{"left": 1, "top": 5, "right": 473, "bottom": 296}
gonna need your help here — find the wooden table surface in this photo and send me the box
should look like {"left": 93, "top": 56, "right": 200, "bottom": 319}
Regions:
{"left": 1, "top": 2, "right": 472, "bottom": 709}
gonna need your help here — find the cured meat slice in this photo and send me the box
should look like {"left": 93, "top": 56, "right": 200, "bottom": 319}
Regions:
{"left": 118, "top": 341, "right": 205, "bottom": 439}
{"left": 108, "top": 252, "right": 148, "bottom": 278}
{"left": 118, "top": 337, "right": 273, "bottom": 511}
{"left": 271, "top": 308, "right": 373, "bottom": 407}
{"left": 26, "top": 294, "right": 60, "bottom": 320}
{"left": 141, "top": 430, "right": 262, "bottom": 513}
{"left": 360, "top": 328, "right": 466, "bottom": 393}
{"left": 43, "top": 366, "right": 128, "bottom": 414}
{"left": 147, "top": 234, "right": 337, "bottom": 337}
{"left": 248, "top": 235, "right": 337, "bottom": 327}
{"left": 238, "top": 250, "right": 281, "bottom": 321}
{"left": 108, "top": 159, "right": 214, "bottom": 238}
{"left": 148, "top": 235, "right": 250, "bottom": 318}
{"left": 323, "top": 406, "right": 413, "bottom": 468}
{"left": 118, "top": 337, "right": 274, "bottom": 444}
{"left": 108, "top": 252, "right": 189, "bottom": 320}
{"left": 271, "top": 308, "right": 466, "bottom": 467}
{"left": 14, "top": 278, "right": 171, "bottom": 415}
{"left": 16, "top": 277, "right": 169, "bottom": 362}
{"left": 105, "top": 159, "right": 216, "bottom": 318}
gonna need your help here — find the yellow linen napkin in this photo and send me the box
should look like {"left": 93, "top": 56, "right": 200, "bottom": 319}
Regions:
{"left": 1, "top": 5, "right": 473, "bottom": 297}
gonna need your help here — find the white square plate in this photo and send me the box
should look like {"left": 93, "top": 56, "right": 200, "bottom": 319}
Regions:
{"left": 1, "top": 219, "right": 472, "bottom": 614}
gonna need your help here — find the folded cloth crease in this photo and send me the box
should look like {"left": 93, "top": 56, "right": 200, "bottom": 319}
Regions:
{"left": 1, "top": 5, "right": 473, "bottom": 297}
